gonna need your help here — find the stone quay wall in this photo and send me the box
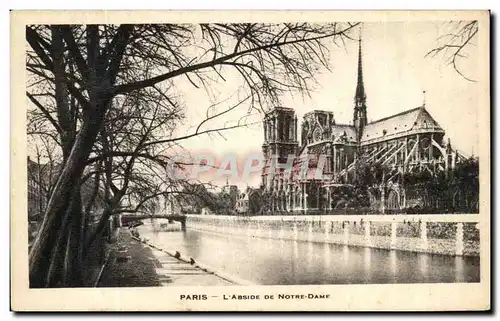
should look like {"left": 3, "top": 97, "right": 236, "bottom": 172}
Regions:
{"left": 186, "top": 214, "right": 480, "bottom": 257}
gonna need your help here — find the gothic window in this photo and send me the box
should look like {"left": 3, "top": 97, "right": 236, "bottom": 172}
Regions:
{"left": 421, "top": 137, "right": 431, "bottom": 152}
{"left": 313, "top": 128, "right": 322, "bottom": 142}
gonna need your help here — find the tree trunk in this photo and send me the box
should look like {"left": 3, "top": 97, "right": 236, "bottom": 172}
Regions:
{"left": 28, "top": 25, "right": 130, "bottom": 287}
{"left": 29, "top": 116, "right": 104, "bottom": 287}
{"left": 65, "top": 184, "right": 84, "bottom": 287}
{"left": 45, "top": 204, "right": 71, "bottom": 287}
{"left": 83, "top": 207, "right": 113, "bottom": 259}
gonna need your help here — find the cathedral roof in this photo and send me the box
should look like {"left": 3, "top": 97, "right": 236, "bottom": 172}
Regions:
{"left": 330, "top": 124, "right": 357, "bottom": 144}
{"left": 360, "top": 106, "right": 444, "bottom": 145}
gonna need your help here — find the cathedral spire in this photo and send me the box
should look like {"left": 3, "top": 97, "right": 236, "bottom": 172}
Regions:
{"left": 353, "top": 25, "right": 367, "bottom": 141}
{"left": 355, "top": 32, "right": 366, "bottom": 105}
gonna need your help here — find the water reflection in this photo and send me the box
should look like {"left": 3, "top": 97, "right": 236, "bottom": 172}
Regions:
{"left": 293, "top": 240, "right": 299, "bottom": 260}
{"left": 140, "top": 227, "right": 480, "bottom": 286}
{"left": 279, "top": 237, "right": 285, "bottom": 251}
{"left": 419, "top": 254, "right": 429, "bottom": 281}
{"left": 390, "top": 250, "right": 398, "bottom": 279}
{"left": 342, "top": 245, "right": 350, "bottom": 267}
{"left": 307, "top": 241, "right": 314, "bottom": 271}
{"left": 323, "top": 243, "right": 331, "bottom": 269}
{"left": 364, "top": 247, "right": 372, "bottom": 283}
{"left": 292, "top": 240, "right": 299, "bottom": 284}
{"left": 455, "top": 256, "right": 464, "bottom": 283}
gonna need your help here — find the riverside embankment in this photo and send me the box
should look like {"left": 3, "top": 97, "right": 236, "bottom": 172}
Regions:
{"left": 186, "top": 214, "right": 480, "bottom": 257}
{"left": 98, "top": 227, "right": 246, "bottom": 287}
{"left": 140, "top": 217, "right": 480, "bottom": 285}
{"left": 101, "top": 214, "right": 480, "bottom": 286}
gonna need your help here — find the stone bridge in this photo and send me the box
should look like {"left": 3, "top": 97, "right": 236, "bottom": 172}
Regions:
{"left": 120, "top": 214, "right": 187, "bottom": 231}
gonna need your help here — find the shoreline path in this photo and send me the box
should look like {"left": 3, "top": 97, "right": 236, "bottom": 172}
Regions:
{"left": 97, "top": 228, "right": 238, "bottom": 287}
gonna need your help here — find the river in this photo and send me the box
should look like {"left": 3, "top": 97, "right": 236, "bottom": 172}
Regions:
{"left": 137, "top": 222, "right": 480, "bottom": 285}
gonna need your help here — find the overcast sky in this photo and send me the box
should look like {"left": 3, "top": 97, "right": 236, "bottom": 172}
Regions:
{"left": 174, "top": 21, "right": 481, "bottom": 189}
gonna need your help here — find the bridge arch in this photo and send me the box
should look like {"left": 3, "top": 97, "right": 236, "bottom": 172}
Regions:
{"left": 120, "top": 214, "right": 187, "bottom": 231}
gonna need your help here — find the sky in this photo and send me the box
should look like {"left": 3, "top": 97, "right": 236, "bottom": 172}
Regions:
{"left": 173, "top": 21, "right": 482, "bottom": 189}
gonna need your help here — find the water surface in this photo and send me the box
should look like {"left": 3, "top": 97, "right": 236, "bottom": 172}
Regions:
{"left": 138, "top": 225, "right": 480, "bottom": 285}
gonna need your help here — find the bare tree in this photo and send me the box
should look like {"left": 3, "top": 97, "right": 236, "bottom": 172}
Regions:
{"left": 426, "top": 21, "right": 478, "bottom": 82}
{"left": 26, "top": 22, "right": 360, "bottom": 287}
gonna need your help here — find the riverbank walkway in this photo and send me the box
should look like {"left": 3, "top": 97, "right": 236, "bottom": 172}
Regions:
{"left": 97, "top": 228, "right": 234, "bottom": 287}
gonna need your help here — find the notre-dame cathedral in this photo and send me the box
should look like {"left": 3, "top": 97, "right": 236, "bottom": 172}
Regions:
{"left": 261, "top": 38, "right": 468, "bottom": 214}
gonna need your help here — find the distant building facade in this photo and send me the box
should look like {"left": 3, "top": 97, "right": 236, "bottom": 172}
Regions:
{"left": 222, "top": 182, "right": 239, "bottom": 210}
{"left": 27, "top": 157, "right": 106, "bottom": 243}
{"left": 27, "top": 157, "right": 60, "bottom": 221}
{"left": 236, "top": 193, "right": 249, "bottom": 214}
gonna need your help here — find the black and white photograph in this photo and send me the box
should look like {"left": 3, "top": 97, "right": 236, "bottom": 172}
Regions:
{"left": 11, "top": 10, "right": 490, "bottom": 311}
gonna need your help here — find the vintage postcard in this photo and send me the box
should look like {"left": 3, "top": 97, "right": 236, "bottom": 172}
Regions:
{"left": 10, "top": 10, "right": 490, "bottom": 311}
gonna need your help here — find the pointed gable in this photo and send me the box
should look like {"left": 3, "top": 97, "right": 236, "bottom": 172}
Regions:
{"left": 412, "top": 108, "right": 443, "bottom": 131}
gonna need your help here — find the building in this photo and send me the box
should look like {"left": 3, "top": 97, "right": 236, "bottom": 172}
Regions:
{"left": 162, "top": 193, "right": 182, "bottom": 215}
{"left": 222, "top": 179, "right": 239, "bottom": 210}
{"left": 236, "top": 193, "right": 249, "bottom": 214}
{"left": 27, "top": 157, "right": 106, "bottom": 243}
{"left": 27, "top": 156, "right": 53, "bottom": 221}
{"left": 27, "top": 156, "right": 60, "bottom": 243}
{"left": 261, "top": 38, "right": 468, "bottom": 214}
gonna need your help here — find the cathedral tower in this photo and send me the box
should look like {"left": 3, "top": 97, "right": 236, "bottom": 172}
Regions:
{"left": 353, "top": 34, "right": 368, "bottom": 142}
{"left": 261, "top": 107, "right": 298, "bottom": 190}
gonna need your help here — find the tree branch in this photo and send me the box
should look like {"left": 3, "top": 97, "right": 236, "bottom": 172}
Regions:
{"left": 26, "top": 91, "right": 63, "bottom": 134}
{"left": 110, "top": 25, "right": 358, "bottom": 96}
